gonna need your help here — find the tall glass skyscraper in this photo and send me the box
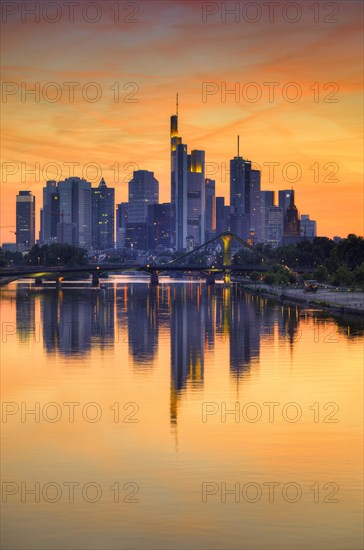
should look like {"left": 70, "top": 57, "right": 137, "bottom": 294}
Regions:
{"left": 205, "top": 178, "right": 216, "bottom": 241}
{"left": 170, "top": 98, "right": 188, "bottom": 251}
{"left": 91, "top": 178, "right": 115, "bottom": 250}
{"left": 16, "top": 190, "right": 35, "bottom": 249}
{"left": 230, "top": 138, "right": 260, "bottom": 243}
{"left": 127, "top": 170, "right": 158, "bottom": 250}
{"left": 187, "top": 149, "right": 205, "bottom": 247}
{"left": 39, "top": 180, "right": 59, "bottom": 245}
{"left": 57, "top": 177, "right": 92, "bottom": 250}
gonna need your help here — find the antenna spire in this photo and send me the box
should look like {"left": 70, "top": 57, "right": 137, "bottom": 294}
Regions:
{"left": 176, "top": 93, "right": 179, "bottom": 116}
{"left": 237, "top": 135, "right": 240, "bottom": 157}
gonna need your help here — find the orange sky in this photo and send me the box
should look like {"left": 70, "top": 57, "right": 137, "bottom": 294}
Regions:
{"left": 1, "top": 0, "right": 363, "bottom": 242}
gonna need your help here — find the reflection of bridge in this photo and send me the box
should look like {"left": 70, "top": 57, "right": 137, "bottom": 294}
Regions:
{"left": 0, "top": 232, "right": 276, "bottom": 286}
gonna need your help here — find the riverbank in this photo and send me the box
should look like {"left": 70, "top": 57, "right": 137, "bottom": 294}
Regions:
{"left": 241, "top": 283, "right": 364, "bottom": 317}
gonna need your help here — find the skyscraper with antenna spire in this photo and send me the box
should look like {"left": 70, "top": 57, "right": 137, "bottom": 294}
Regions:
{"left": 170, "top": 95, "right": 206, "bottom": 250}
{"left": 170, "top": 94, "right": 188, "bottom": 250}
{"left": 230, "top": 136, "right": 261, "bottom": 243}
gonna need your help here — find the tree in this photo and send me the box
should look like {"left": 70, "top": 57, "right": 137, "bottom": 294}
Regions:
{"left": 263, "top": 272, "right": 277, "bottom": 288}
{"left": 331, "top": 267, "right": 354, "bottom": 288}
{"left": 313, "top": 265, "right": 329, "bottom": 283}
{"left": 354, "top": 264, "right": 364, "bottom": 290}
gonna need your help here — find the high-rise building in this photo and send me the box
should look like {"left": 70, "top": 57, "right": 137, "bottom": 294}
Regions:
{"left": 248, "top": 169, "right": 261, "bottom": 244}
{"left": 39, "top": 180, "right": 59, "bottom": 245}
{"left": 171, "top": 97, "right": 188, "bottom": 251}
{"left": 187, "top": 149, "right": 205, "bottom": 247}
{"left": 284, "top": 191, "right": 300, "bottom": 237}
{"left": 300, "top": 214, "right": 317, "bottom": 238}
{"left": 57, "top": 177, "right": 92, "bottom": 249}
{"left": 91, "top": 178, "right": 115, "bottom": 250}
{"left": 266, "top": 206, "right": 283, "bottom": 247}
{"left": 116, "top": 202, "right": 128, "bottom": 249}
{"left": 205, "top": 178, "right": 216, "bottom": 241}
{"left": 279, "top": 189, "right": 294, "bottom": 216}
{"left": 126, "top": 170, "right": 158, "bottom": 251}
{"left": 230, "top": 152, "right": 249, "bottom": 239}
{"left": 16, "top": 190, "right": 35, "bottom": 249}
{"left": 147, "top": 203, "right": 171, "bottom": 251}
{"left": 216, "top": 196, "right": 229, "bottom": 235}
{"left": 128, "top": 170, "right": 158, "bottom": 223}
{"left": 260, "top": 190, "right": 274, "bottom": 243}
{"left": 229, "top": 137, "right": 260, "bottom": 242}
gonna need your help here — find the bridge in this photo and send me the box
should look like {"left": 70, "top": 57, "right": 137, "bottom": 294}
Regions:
{"left": 0, "top": 232, "right": 284, "bottom": 286}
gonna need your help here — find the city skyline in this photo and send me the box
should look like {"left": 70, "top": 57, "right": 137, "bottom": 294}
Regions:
{"left": 1, "top": 1, "right": 362, "bottom": 243}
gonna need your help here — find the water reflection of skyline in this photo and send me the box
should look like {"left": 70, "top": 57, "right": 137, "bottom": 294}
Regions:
{"left": 7, "top": 282, "right": 363, "bottom": 424}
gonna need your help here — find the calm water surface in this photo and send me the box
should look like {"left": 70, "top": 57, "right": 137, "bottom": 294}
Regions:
{"left": 1, "top": 278, "right": 363, "bottom": 549}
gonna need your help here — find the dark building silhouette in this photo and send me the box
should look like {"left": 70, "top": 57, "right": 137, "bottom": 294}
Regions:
{"left": 116, "top": 202, "right": 128, "bottom": 249}
{"left": 126, "top": 170, "right": 158, "bottom": 250}
{"left": 230, "top": 138, "right": 261, "bottom": 243}
{"left": 91, "top": 178, "right": 115, "bottom": 250}
{"left": 187, "top": 149, "right": 205, "bottom": 246}
{"left": 39, "top": 180, "right": 59, "bottom": 245}
{"left": 260, "top": 190, "right": 274, "bottom": 242}
{"left": 57, "top": 177, "right": 92, "bottom": 250}
{"left": 284, "top": 191, "right": 300, "bottom": 237}
{"left": 16, "top": 191, "right": 35, "bottom": 249}
{"left": 205, "top": 178, "right": 216, "bottom": 241}
{"left": 148, "top": 203, "right": 171, "bottom": 251}
{"left": 216, "top": 196, "right": 229, "bottom": 234}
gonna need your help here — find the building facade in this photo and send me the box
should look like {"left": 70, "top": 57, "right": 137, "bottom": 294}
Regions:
{"left": 91, "top": 178, "right": 115, "bottom": 250}
{"left": 16, "top": 190, "right": 36, "bottom": 249}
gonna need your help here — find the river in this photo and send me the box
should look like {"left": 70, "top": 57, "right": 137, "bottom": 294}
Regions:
{"left": 1, "top": 278, "right": 363, "bottom": 549}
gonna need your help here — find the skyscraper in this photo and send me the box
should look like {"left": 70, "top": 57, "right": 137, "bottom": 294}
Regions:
{"left": 171, "top": 97, "right": 188, "bottom": 251}
{"left": 284, "top": 191, "right": 300, "bottom": 237}
{"left": 39, "top": 180, "right": 59, "bottom": 245}
{"left": 16, "top": 190, "right": 35, "bottom": 249}
{"left": 279, "top": 189, "right": 294, "bottom": 216}
{"left": 187, "top": 149, "right": 205, "bottom": 247}
{"left": 126, "top": 170, "right": 158, "bottom": 250}
{"left": 116, "top": 202, "right": 128, "bottom": 249}
{"left": 91, "top": 178, "right": 115, "bottom": 250}
{"left": 147, "top": 203, "right": 171, "bottom": 251}
{"left": 205, "top": 178, "right": 216, "bottom": 241}
{"left": 229, "top": 137, "right": 260, "bottom": 242}
{"left": 260, "top": 190, "right": 274, "bottom": 243}
{"left": 248, "top": 169, "right": 261, "bottom": 243}
{"left": 57, "top": 177, "right": 92, "bottom": 249}
{"left": 267, "top": 206, "right": 284, "bottom": 247}
{"left": 216, "top": 196, "right": 229, "bottom": 235}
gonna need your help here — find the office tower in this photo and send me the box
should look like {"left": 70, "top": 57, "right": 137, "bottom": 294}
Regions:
{"left": 300, "top": 214, "right": 317, "bottom": 238}
{"left": 126, "top": 170, "right": 159, "bottom": 250}
{"left": 16, "top": 190, "right": 35, "bottom": 249}
{"left": 170, "top": 97, "right": 188, "bottom": 251}
{"left": 279, "top": 189, "right": 294, "bottom": 216}
{"left": 260, "top": 190, "right": 274, "bottom": 242}
{"left": 116, "top": 202, "right": 128, "bottom": 249}
{"left": 266, "top": 206, "right": 283, "bottom": 246}
{"left": 216, "top": 196, "right": 228, "bottom": 235}
{"left": 128, "top": 170, "right": 158, "bottom": 223}
{"left": 148, "top": 203, "right": 171, "bottom": 251}
{"left": 205, "top": 178, "right": 216, "bottom": 241}
{"left": 249, "top": 169, "right": 261, "bottom": 243}
{"left": 230, "top": 136, "right": 259, "bottom": 242}
{"left": 187, "top": 149, "right": 205, "bottom": 247}
{"left": 57, "top": 177, "right": 92, "bottom": 249}
{"left": 39, "top": 180, "right": 59, "bottom": 245}
{"left": 284, "top": 191, "right": 300, "bottom": 237}
{"left": 91, "top": 178, "right": 115, "bottom": 250}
